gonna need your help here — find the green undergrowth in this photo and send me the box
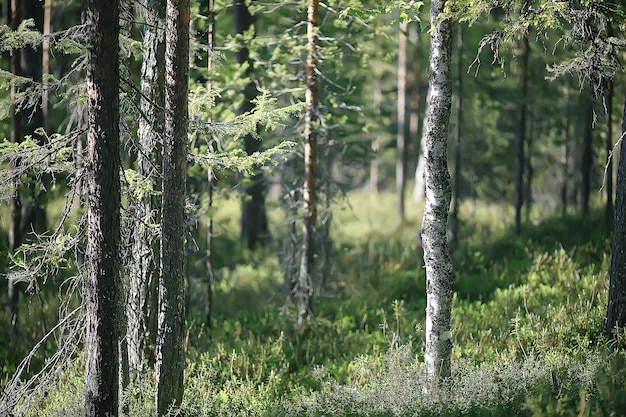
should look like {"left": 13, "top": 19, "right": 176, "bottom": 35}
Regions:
{"left": 12, "top": 196, "right": 626, "bottom": 416}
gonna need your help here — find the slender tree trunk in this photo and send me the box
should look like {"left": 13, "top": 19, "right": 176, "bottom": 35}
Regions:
{"left": 561, "top": 85, "right": 570, "bottom": 217}
{"left": 42, "top": 0, "right": 51, "bottom": 132}
{"left": 236, "top": 0, "right": 269, "bottom": 250}
{"left": 156, "top": 0, "right": 189, "bottom": 413}
{"left": 525, "top": 107, "right": 534, "bottom": 221}
{"left": 451, "top": 25, "right": 462, "bottom": 245}
{"left": 84, "top": 0, "right": 121, "bottom": 414}
{"left": 8, "top": 0, "right": 22, "bottom": 348}
{"left": 606, "top": 92, "right": 626, "bottom": 340}
{"left": 298, "top": 0, "right": 319, "bottom": 326}
{"left": 605, "top": 77, "right": 613, "bottom": 228}
{"left": 205, "top": 0, "right": 215, "bottom": 328}
{"left": 514, "top": 34, "right": 529, "bottom": 235}
{"left": 413, "top": 102, "right": 428, "bottom": 202}
{"left": 408, "top": 23, "right": 421, "bottom": 181}
{"left": 422, "top": 0, "right": 453, "bottom": 386}
{"left": 128, "top": 0, "right": 164, "bottom": 380}
{"left": 370, "top": 31, "right": 382, "bottom": 195}
{"left": 397, "top": 21, "right": 408, "bottom": 220}
{"left": 582, "top": 94, "right": 593, "bottom": 218}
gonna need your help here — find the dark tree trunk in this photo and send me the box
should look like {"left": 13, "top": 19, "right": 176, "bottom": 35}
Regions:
{"left": 297, "top": 0, "right": 319, "bottom": 326}
{"left": 582, "top": 94, "right": 593, "bottom": 218}
{"left": 423, "top": 0, "right": 453, "bottom": 386}
{"left": 514, "top": 34, "right": 529, "bottom": 235}
{"left": 156, "top": 0, "right": 189, "bottom": 413}
{"left": 84, "top": 0, "right": 121, "bottom": 415}
{"left": 236, "top": 0, "right": 269, "bottom": 250}
{"left": 606, "top": 92, "right": 626, "bottom": 340}
{"left": 128, "top": 0, "right": 164, "bottom": 380}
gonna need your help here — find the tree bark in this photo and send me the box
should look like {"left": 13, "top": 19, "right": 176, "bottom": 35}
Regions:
{"left": 128, "top": 0, "right": 164, "bottom": 380}
{"left": 422, "top": 0, "right": 453, "bottom": 386}
{"left": 297, "top": 0, "right": 319, "bottom": 326}
{"left": 606, "top": 92, "right": 626, "bottom": 340}
{"left": 235, "top": 0, "right": 269, "bottom": 250}
{"left": 84, "top": 0, "right": 121, "bottom": 414}
{"left": 514, "top": 34, "right": 529, "bottom": 235}
{"left": 156, "top": 0, "right": 189, "bottom": 413}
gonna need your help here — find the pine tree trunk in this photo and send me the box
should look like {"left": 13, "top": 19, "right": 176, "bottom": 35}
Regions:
{"left": 128, "top": 0, "right": 164, "bottom": 380}
{"left": 235, "top": 0, "right": 269, "bottom": 250}
{"left": 514, "top": 34, "right": 529, "bottom": 235}
{"left": 85, "top": 0, "right": 121, "bottom": 415}
{"left": 561, "top": 84, "right": 570, "bottom": 217}
{"left": 205, "top": 0, "right": 215, "bottom": 328}
{"left": 423, "top": 0, "right": 453, "bottom": 386}
{"left": 298, "top": 0, "right": 319, "bottom": 326}
{"left": 581, "top": 95, "right": 593, "bottom": 218}
{"left": 156, "top": 0, "right": 189, "bottom": 413}
{"left": 413, "top": 106, "right": 427, "bottom": 202}
{"left": 606, "top": 92, "right": 626, "bottom": 339}
{"left": 8, "top": 0, "right": 22, "bottom": 348}
{"left": 605, "top": 77, "right": 613, "bottom": 227}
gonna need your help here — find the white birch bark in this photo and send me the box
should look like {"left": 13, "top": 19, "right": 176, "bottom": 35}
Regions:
{"left": 422, "top": 0, "right": 454, "bottom": 385}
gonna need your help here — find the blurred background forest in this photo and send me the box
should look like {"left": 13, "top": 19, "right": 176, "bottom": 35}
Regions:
{"left": 1, "top": 0, "right": 626, "bottom": 415}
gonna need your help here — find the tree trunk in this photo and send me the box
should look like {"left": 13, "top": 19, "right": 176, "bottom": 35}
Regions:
{"left": 582, "top": 94, "right": 593, "bottom": 218}
{"left": 370, "top": 29, "right": 382, "bottom": 195}
{"left": 128, "top": 0, "right": 164, "bottom": 380}
{"left": 451, "top": 25, "right": 462, "bottom": 245}
{"left": 606, "top": 92, "right": 626, "bottom": 340}
{"left": 422, "top": 0, "right": 453, "bottom": 386}
{"left": 8, "top": 0, "right": 22, "bottom": 348}
{"left": 561, "top": 84, "right": 570, "bottom": 217}
{"left": 514, "top": 34, "right": 529, "bottom": 235}
{"left": 605, "top": 77, "right": 613, "bottom": 228}
{"left": 397, "top": 20, "right": 408, "bottom": 220}
{"left": 84, "top": 0, "right": 121, "bottom": 414}
{"left": 205, "top": 0, "right": 215, "bottom": 328}
{"left": 297, "top": 0, "right": 319, "bottom": 326}
{"left": 413, "top": 103, "right": 427, "bottom": 202}
{"left": 236, "top": 0, "right": 269, "bottom": 250}
{"left": 156, "top": 0, "right": 189, "bottom": 413}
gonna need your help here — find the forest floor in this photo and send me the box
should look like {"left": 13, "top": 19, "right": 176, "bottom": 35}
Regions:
{"left": 3, "top": 190, "right": 626, "bottom": 416}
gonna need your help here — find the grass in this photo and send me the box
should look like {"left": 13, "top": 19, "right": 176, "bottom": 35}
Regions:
{"left": 4, "top": 189, "right": 626, "bottom": 416}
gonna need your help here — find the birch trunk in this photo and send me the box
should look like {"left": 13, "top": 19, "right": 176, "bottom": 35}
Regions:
{"left": 422, "top": 0, "right": 453, "bottom": 386}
